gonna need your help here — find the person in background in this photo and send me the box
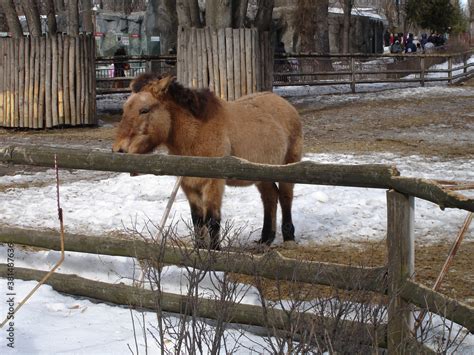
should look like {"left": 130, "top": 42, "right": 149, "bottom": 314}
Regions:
{"left": 390, "top": 40, "right": 402, "bottom": 53}
{"left": 420, "top": 33, "right": 428, "bottom": 50}
{"left": 384, "top": 29, "right": 391, "bottom": 47}
{"left": 113, "top": 47, "right": 130, "bottom": 89}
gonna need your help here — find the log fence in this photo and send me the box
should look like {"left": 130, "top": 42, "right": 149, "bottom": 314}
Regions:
{"left": 0, "top": 35, "right": 96, "bottom": 129}
{"left": 0, "top": 144, "right": 473, "bottom": 353}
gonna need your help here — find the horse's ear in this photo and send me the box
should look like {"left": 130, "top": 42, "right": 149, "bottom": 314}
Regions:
{"left": 150, "top": 76, "right": 176, "bottom": 98}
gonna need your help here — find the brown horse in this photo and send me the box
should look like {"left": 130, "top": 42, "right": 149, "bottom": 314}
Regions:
{"left": 113, "top": 74, "right": 303, "bottom": 249}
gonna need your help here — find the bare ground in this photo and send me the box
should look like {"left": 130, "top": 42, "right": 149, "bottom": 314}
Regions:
{"left": 1, "top": 83, "right": 473, "bottom": 305}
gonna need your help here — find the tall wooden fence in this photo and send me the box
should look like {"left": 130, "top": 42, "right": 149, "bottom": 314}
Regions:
{"left": 0, "top": 145, "right": 473, "bottom": 353}
{"left": 176, "top": 27, "right": 273, "bottom": 101}
{"left": 0, "top": 35, "right": 96, "bottom": 129}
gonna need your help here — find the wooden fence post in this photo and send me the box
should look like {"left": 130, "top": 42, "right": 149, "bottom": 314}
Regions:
{"left": 420, "top": 56, "right": 425, "bottom": 87}
{"left": 350, "top": 57, "right": 356, "bottom": 93}
{"left": 448, "top": 56, "right": 453, "bottom": 84}
{"left": 387, "top": 190, "right": 415, "bottom": 354}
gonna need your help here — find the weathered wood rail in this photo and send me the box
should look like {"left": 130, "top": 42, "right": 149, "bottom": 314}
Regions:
{"left": 1, "top": 144, "right": 473, "bottom": 353}
{"left": 0, "top": 145, "right": 472, "bottom": 212}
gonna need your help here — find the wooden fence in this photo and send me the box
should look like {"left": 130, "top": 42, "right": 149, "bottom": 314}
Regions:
{"left": 176, "top": 27, "right": 272, "bottom": 100}
{"left": 0, "top": 144, "right": 473, "bottom": 353}
{"left": 96, "top": 50, "right": 474, "bottom": 95}
{"left": 0, "top": 35, "right": 96, "bottom": 129}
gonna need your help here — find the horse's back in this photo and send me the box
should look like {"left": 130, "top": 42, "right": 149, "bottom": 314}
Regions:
{"left": 224, "top": 92, "right": 302, "bottom": 165}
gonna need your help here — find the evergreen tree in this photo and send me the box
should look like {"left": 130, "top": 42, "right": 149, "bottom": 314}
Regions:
{"left": 406, "top": 0, "right": 467, "bottom": 33}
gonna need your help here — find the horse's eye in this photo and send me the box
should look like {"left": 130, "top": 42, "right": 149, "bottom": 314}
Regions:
{"left": 139, "top": 107, "right": 150, "bottom": 115}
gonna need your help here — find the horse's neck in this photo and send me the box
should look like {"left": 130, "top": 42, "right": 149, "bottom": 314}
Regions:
{"left": 166, "top": 113, "right": 201, "bottom": 156}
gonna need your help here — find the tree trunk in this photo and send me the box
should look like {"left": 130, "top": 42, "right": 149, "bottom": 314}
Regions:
{"left": 206, "top": 0, "right": 232, "bottom": 28}
{"left": 81, "top": 0, "right": 94, "bottom": 33}
{"left": 0, "top": 0, "right": 23, "bottom": 38}
{"left": 342, "top": 0, "right": 353, "bottom": 53}
{"left": 44, "top": 0, "right": 58, "bottom": 34}
{"left": 176, "top": 0, "right": 201, "bottom": 27}
{"left": 67, "top": 0, "right": 79, "bottom": 36}
{"left": 254, "top": 0, "right": 274, "bottom": 31}
{"left": 20, "top": 0, "right": 42, "bottom": 37}
{"left": 233, "top": 0, "right": 248, "bottom": 28}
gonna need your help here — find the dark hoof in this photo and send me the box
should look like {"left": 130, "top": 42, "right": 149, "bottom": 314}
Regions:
{"left": 282, "top": 223, "right": 295, "bottom": 242}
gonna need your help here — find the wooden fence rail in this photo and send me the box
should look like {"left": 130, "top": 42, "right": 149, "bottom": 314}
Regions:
{"left": 0, "top": 145, "right": 472, "bottom": 212}
{"left": 0, "top": 264, "right": 387, "bottom": 347}
{"left": 0, "top": 35, "right": 96, "bottom": 128}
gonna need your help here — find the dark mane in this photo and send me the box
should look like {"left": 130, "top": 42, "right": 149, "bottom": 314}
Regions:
{"left": 167, "top": 81, "right": 221, "bottom": 120}
{"left": 132, "top": 73, "right": 221, "bottom": 120}
{"left": 131, "top": 73, "right": 162, "bottom": 93}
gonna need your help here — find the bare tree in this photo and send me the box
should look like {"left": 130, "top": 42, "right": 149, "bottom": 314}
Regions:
{"left": 294, "top": 0, "right": 330, "bottom": 54}
{"left": 0, "top": 0, "right": 23, "bottom": 37}
{"left": 20, "top": 0, "right": 42, "bottom": 36}
{"left": 81, "top": 0, "right": 93, "bottom": 33}
{"left": 206, "top": 0, "right": 232, "bottom": 28}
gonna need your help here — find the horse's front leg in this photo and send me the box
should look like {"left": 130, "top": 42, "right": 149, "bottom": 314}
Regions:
{"left": 202, "top": 179, "right": 225, "bottom": 250}
{"left": 181, "top": 180, "right": 206, "bottom": 249}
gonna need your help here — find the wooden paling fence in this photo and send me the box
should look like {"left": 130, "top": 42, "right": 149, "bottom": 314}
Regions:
{"left": 0, "top": 35, "right": 96, "bottom": 129}
{"left": 0, "top": 145, "right": 473, "bottom": 353}
{"left": 176, "top": 26, "right": 273, "bottom": 100}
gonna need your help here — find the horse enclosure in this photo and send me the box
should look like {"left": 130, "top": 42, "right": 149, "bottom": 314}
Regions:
{"left": 0, "top": 145, "right": 473, "bottom": 353}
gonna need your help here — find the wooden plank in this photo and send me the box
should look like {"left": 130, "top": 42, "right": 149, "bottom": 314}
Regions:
{"left": 186, "top": 28, "right": 193, "bottom": 88}
{"left": 51, "top": 35, "right": 58, "bottom": 127}
{"left": 63, "top": 36, "right": 70, "bottom": 125}
{"left": 8, "top": 39, "right": 14, "bottom": 127}
{"left": 0, "top": 39, "right": 4, "bottom": 126}
{"left": 225, "top": 28, "right": 234, "bottom": 101}
{"left": 245, "top": 28, "right": 252, "bottom": 95}
{"left": 33, "top": 37, "right": 40, "bottom": 129}
{"left": 14, "top": 38, "right": 20, "bottom": 127}
{"left": 252, "top": 28, "right": 259, "bottom": 92}
{"left": 233, "top": 29, "right": 241, "bottom": 99}
{"left": 6, "top": 40, "right": 11, "bottom": 127}
{"left": 80, "top": 35, "right": 85, "bottom": 124}
{"left": 200, "top": 28, "right": 208, "bottom": 88}
{"left": 196, "top": 28, "right": 203, "bottom": 88}
{"left": 89, "top": 35, "right": 96, "bottom": 124}
{"left": 204, "top": 27, "right": 214, "bottom": 92}
{"left": 239, "top": 28, "right": 246, "bottom": 96}
{"left": 18, "top": 37, "right": 24, "bottom": 127}
{"left": 57, "top": 35, "right": 64, "bottom": 125}
{"left": 69, "top": 36, "right": 76, "bottom": 125}
{"left": 177, "top": 26, "right": 185, "bottom": 84}
{"left": 211, "top": 28, "right": 220, "bottom": 98}
{"left": 82, "top": 35, "right": 88, "bottom": 125}
{"left": 45, "top": 36, "right": 52, "bottom": 128}
{"left": 23, "top": 37, "right": 29, "bottom": 127}
{"left": 386, "top": 190, "right": 415, "bottom": 354}
{"left": 217, "top": 28, "right": 227, "bottom": 100}
{"left": 191, "top": 28, "right": 198, "bottom": 88}
{"left": 75, "top": 35, "right": 81, "bottom": 124}
{"left": 38, "top": 37, "right": 46, "bottom": 128}
{"left": 0, "top": 226, "right": 387, "bottom": 293}
{"left": 27, "top": 37, "right": 34, "bottom": 128}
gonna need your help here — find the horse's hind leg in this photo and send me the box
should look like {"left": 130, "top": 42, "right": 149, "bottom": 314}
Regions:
{"left": 278, "top": 182, "right": 296, "bottom": 242}
{"left": 256, "top": 182, "right": 279, "bottom": 245}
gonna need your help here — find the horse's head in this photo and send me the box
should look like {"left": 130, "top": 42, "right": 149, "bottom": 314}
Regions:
{"left": 112, "top": 75, "right": 175, "bottom": 154}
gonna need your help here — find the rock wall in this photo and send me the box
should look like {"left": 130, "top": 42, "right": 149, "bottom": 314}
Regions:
{"left": 273, "top": 5, "right": 385, "bottom": 54}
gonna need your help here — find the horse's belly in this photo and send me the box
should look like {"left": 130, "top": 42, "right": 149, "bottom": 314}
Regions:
{"left": 225, "top": 179, "right": 255, "bottom": 187}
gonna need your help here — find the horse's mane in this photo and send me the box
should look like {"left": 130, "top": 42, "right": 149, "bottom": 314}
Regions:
{"left": 132, "top": 73, "right": 221, "bottom": 121}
